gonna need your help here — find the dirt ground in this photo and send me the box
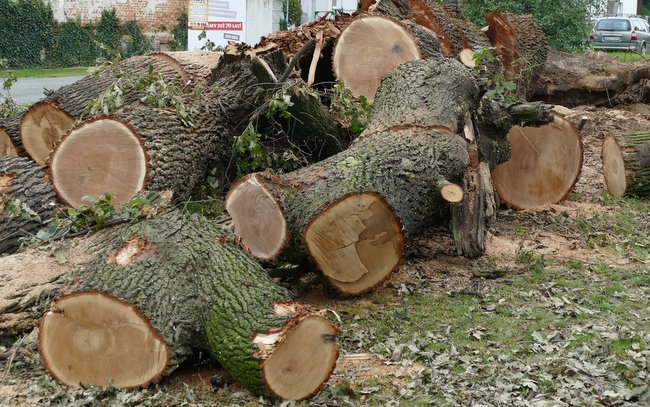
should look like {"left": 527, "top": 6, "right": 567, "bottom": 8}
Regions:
{"left": 0, "top": 105, "right": 648, "bottom": 406}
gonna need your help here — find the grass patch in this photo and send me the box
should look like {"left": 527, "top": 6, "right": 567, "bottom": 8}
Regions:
{"left": 602, "top": 50, "right": 648, "bottom": 62}
{"left": 3, "top": 67, "right": 90, "bottom": 78}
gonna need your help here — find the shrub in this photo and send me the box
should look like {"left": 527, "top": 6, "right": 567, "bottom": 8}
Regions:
{"left": 123, "top": 20, "right": 151, "bottom": 58}
{"left": 48, "top": 18, "right": 99, "bottom": 67}
{"left": 170, "top": 11, "right": 188, "bottom": 51}
{"left": 96, "top": 8, "right": 121, "bottom": 53}
{"left": 0, "top": 0, "right": 54, "bottom": 67}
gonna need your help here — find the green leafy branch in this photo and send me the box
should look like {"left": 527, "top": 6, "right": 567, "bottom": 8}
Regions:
{"left": 330, "top": 81, "right": 372, "bottom": 137}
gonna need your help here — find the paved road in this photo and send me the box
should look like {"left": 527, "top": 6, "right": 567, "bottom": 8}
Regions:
{"left": 1, "top": 75, "right": 85, "bottom": 105}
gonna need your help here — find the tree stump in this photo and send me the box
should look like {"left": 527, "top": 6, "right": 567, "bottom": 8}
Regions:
{"left": 602, "top": 132, "right": 650, "bottom": 197}
{"left": 0, "top": 156, "right": 56, "bottom": 254}
{"left": 0, "top": 112, "right": 26, "bottom": 157}
{"left": 39, "top": 213, "right": 339, "bottom": 399}
{"left": 491, "top": 115, "right": 583, "bottom": 210}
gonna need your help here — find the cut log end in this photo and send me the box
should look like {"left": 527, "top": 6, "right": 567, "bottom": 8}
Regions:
{"left": 261, "top": 314, "right": 338, "bottom": 400}
{"left": 602, "top": 136, "right": 627, "bottom": 197}
{"left": 304, "top": 192, "right": 405, "bottom": 295}
{"left": 225, "top": 175, "right": 288, "bottom": 262}
{"left": 491, "top": 116, "right": 583, "bottom": 210}
{"left": 333, "top": 16, "right": 422, "bottom": 102}
{"left": 0, "top": 129, "right": 18, "bottom": 157}
{"left": 441, "top": 183, "right": 464, "bottom": 203}
{"left": 459, "top": 48, "right": 476, "bottom": 68}
{"left": 21, "top": 101, "right": 75, "bottom": 166}
{"left": 50, "top": 117, "right": 147, "bottom": 208}
{"left": 39, "top": 292, "right": 169, "bottom": 389}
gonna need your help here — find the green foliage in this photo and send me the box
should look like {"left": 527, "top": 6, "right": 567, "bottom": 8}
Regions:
{"left": 0, "top": 195, "right": 40, "bottom": 221}
{"left": 485, "top": 73, "right": 518, "bottom": 102}
{"left": 280, "top": 0, "right": 302, "bottom": 30}
{"left": 170, "top": 11, "right": 188, "bottom": 51}
{"left": 331, "top": 82, "right": 373, "bottom": 137}
{"left": 234, "top": 124, "right": 266, "bottom": 178}
{"left": 123, "top": 20, "right": 151, "bottom": 58}
{"left": 95, "top": 8, "right": 121, "bottom": 54}
{"left": 266, "top": 92, "right": 294, "bottom": 120}
{"left": 462, "top": 0, "right": 605, "bottom": 51}
{"left": 0, "top": 0, "right": 54, "bottom": 67}
{"left": 35, "top": 192, "right": 170, "bottom": 241}
{"left": 0, "top": 59, "right": 19, "bottom": 119}
{"left": 47, "top": 18, "right": 100, "bottom": 67}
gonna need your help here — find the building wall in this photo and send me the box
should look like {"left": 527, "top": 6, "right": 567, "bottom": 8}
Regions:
{"left": 47, "top": 0, "right": 186, "bottom": 32}
{"left": 247, "top": 0, "right": 284, "bottom": 45}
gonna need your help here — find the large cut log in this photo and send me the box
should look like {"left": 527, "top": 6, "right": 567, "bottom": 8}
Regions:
{"left": 0, "top": 113, "right": 23, "bottom": 157}
{"left": 149, "top": 51, "right": 222, "bottom": 86}
{"left": 46, "top": 55, "right": 187, "bottom": 118}
{"left": 533, "top": 50, "right": 650, "bottom": 107}
{"left": 486, "top": 12, "right": 548, "bottom": 96}
{"left": 491, "top": 115, "right": 583, "bottom": 210}
{"left": 332, "top": 15, "right": 424, "bottom": 102}
{"left": 49, "top": 104, "right": 224, "bottom": 208}
{"left": 38, "top": 213, "right": 338, "bottom": 400}
{"left": 603, "top": 132, "right": 650, "bottom": 197}
{"left": 0, "top": 156, "right": 56, "bottom": 254}
{"left": 0, "top": 102, "right": 75, "bottom": 165}
{"left": 226, "top": 59, "right": 479, "bottom": 295}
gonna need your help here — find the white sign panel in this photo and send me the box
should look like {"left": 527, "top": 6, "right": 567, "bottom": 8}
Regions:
{"left": 188, "top": 0, "right": 247, "bottom": 49}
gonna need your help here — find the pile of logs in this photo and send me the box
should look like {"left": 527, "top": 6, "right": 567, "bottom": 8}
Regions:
{"left": 2, "top": 0, "right": 650, "bottom": 400}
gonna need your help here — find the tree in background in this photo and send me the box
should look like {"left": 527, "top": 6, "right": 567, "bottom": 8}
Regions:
{"left": 461, "top": 0, "right": 605, "bottom": 51}
{"left": 280, "top": 0, "right": 302, "bottom": 30}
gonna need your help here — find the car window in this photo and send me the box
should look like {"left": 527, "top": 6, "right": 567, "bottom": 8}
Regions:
{"left": 596, "top": 19, "right": 631, "bottom": 31}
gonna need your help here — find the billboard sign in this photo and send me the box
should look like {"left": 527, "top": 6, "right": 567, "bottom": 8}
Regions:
{"left": 188, "top": 0, "right": 247, "bottom": 49}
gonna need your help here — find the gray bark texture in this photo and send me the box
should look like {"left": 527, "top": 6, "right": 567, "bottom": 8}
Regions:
{"left": 0, "top": 156, "right": 56, "bottom": 254}
{"left": 0, "top": 112, "right": 26, "bottom": 156}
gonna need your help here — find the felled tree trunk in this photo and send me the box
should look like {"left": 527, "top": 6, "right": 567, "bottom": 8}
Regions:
{"left": 39, "top": 213, "right": 339, "bottom": 399}
{"left": 603, "top": 132, "right": 650, "bottom": 197}
{"left": 46, "top": 55, "right": 187, "bottom": 118}
{"left": 149, "top": 51, "right": 222, "bottom": 86}
{"left": 0, "top": 113, "right": 23, "bottom": 157}
{"left": 332, "top": 15, "right": 425, "bottom": 102}
{"left": 0, "top": 156, "right": 56, "bottom": 254}
{"left": 533, "top": 50, "right": 650, "bottom": 107}
{"left": 486, "top": 12, "right": 548, "bottom": 88}
{"left": 0, "top": 102, "right": 75, "bottom": 166}
{"left": 49, "top": 104, "right": 224, "bottom": 208}
{"left": 491, "top": 115, "right": 583, "bottom": 210}
{"left": 226, "top": 59, "right": 480, "bottom": 295}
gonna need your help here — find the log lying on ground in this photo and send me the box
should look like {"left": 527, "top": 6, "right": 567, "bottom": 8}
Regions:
{"left": 0, "top": 127, "right": 18, "bottom": 156}
{"left": 491, "top": 115, "right": 583, "bottom": 210}
{"left": 149, "top": 51, "right": 222, "bottom": 86}
{"left": 603, "top": 132, "right": 650, "bottom": 197}
{"left": 332, "top": 15, "right": 424, "bottom": 102}
{"left": 49, "top": 104, "right": 224, "bottom": 208}
{"left": 39, "top": 213, "right": 338, "bottom": 399}
{"left": 486, "top": 12, "right": 548, "bottom": 96}
{"left": 46, "top": 55, "right": 187, "bottom": 118}
{"left": 227, "top": 59, "right": 479, "bottom": 295}
{"left": 0, "top": 156, "right": 56, "bottom": 254}
{"left": 533, "top": 50, "right": 650, "bottom": 107}
{"left": 0, "top": 113, "right": 22, "bottom": 157}
{"left": 19, "top": 101, "right": 75, "bottom": 166}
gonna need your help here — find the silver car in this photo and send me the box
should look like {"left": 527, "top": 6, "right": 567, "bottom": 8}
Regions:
{"left": 590, "top": 17, "right": 650, "bottom": 54}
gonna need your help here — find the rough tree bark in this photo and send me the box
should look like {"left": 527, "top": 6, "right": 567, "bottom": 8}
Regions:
{"left": 45, "top": 55, "right": 188, "bottom": 118}
{"left": 226, "top": 58, "right": 480, "bottom": 295}
{"left": 0, "top": 156, "right": 56, "bottom": 254}
{"left": 0, "top": 113, "right": 23, "bottom": 157}
{"left": 602, "top": 132, "right": 650, "bottom": 197}
{"left": 38, "top": 212, "right": 339, "bottom": 399}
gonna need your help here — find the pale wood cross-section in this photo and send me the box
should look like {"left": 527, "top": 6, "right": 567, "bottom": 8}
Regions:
{"left": 332, "top": 16, "right": 422, "bottom": 102}
{"left": 50, "top": 118, "right": 147, "bottom": 208}
{"left": 261, "top": 315, "right": 338, "bottom": 400}
{"left": 0, "top": 128, "right": 18, "bottom": 157}
{"left": 491, "top": 116, "right": 583, "bottom": 210}
{"left": 602, "top": 136, "right": 627, "bottom": 198}
{"left": 225, "top": 174, "right": 288, "bottom": 262}
{"left": 39, "top": 292, "right": 169, "bottom": 389}
{"left": 21, "top": 101, "right": 75, "bottom": 166}
{"left": 303, "top": 192, "right": 404, "bottom": 295}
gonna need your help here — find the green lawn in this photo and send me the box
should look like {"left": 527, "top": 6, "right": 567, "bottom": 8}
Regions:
{"left": 3, "top": 67, "right": 90, "bottom": 78}
{"left": 605, "top": 50, "right": 649, "bottom": 62}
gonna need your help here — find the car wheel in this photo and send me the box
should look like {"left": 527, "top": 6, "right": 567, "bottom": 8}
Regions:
{"left": 642, "top": 43, "right": 647, "bottom": 55}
